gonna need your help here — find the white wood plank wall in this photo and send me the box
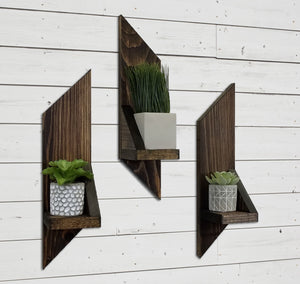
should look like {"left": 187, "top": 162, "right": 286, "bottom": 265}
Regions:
{"left": 0, "top": 1, "right": 299, "bottom": 283}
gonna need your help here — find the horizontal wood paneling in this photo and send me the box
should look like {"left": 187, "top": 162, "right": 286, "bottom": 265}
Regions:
{"left": 0, "top": 9, "right": 117, "bottom": 52}
{"left": 217, "top": 25, "right": 300, "bottom": 62}
{"left": 1, "top": 160, "right": 299, "bottom": 202}
{"left": 3, "top": 87, "right": 300, "bottom": 127}
{"left": 0, "top": 48, "right": 118, "bottom": 88}
{"left": 0, "top": 2, "right": 299, "bottom": 283}
{"left": 1, "top": 0, "right": 300, "bottom": 30}
{"left": 0, "top": 9, "right": 216, "bottom": 57}
{"left": 0, "top": 227, "right": 299, "bottom": 281}
{"left": 165, "top": 55, "right": 300, "bottom": 94}
{"left": 2, "top": 48, "right": 300, "bottom": 94}
{"left": 236, "top": 93, "right": 300, "bottom": 127}
{"left": 0, "top": 124, "right": 299, "bottom": 162}
{"left": 4, "top": 86, "right": 300, "bottom": 128}
{"left": 1, "top": 258, "right": 298, "bottom": 284}
{"left": 0, "top": 193, "right": 299, "bottom": 241}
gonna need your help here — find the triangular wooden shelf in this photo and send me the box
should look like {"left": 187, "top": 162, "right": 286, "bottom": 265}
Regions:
{"left": 196, "top": 83, "right": 258, "bottom": 258}
{"left": 119, "top": 15, "right": 179, "bottom": 199}
{"left": 42, "top": 71, "right": 101, "bottom": 268}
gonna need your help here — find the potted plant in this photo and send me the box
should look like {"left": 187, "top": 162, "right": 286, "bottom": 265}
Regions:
{"left": 205, "top": 171, "right": 240, "bottom": 212}
{"left": 126, "top": 63, "right": 176, "bottom": 149}
{"left": 42, "top": 159, "right": 93, "bottom": 216}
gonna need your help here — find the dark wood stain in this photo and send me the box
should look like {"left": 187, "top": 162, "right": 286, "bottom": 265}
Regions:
{"left": 119, "top": 15, "right": 179, "bottom": 199}
{"left": 42, "top": 71, "right": 101, "bottom": 268}
{"left": 196, "top": 84, "right": 258, "bottom": 258}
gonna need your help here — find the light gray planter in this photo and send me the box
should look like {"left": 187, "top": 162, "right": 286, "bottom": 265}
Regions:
{"left": 50, "top": 182, "right": 85, "bottom": 216}
{"left": 134, "top": 112, "right": 176, "bottom": 149}
{"left": 208, "top": 184, "right": 237, "bottom": 212}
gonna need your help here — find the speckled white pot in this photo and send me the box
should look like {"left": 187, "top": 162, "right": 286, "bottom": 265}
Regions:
{"left": 50, "top": 182, "right": 85, "bottom": 216}
{"left": 209, "top": 184, "right": 237, "bottom": 212}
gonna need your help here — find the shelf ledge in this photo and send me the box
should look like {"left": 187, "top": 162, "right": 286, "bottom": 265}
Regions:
{"left": 121, "top": 149, "right": 179, "bottom": 160}
{"left": 44, "top": 213, "right": 100, "bottom": 230}
{"left": 202, "top": 210, "right": 258, "bottom": 224}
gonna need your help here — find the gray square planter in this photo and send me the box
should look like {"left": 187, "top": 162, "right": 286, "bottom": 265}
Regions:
{"left": 208, "top": 184, "right": 237, "bottom": 212}
{"left": 134, "top": 112, "right": 176, "bottom": 149}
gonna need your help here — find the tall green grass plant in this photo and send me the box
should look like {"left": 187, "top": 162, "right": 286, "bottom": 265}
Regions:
{"left": 126, "top": 63, "right": 170, "bottom": 113}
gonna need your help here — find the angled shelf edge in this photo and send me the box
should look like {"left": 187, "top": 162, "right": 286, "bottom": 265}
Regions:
{"left": 119, "top": 15, "right": 179, "bottom": 199}
{"left": 196, "top": 83, "right": 258, "bottom": 258}
{"left": 42, "top": 71, "right": 101, "bottom": 268}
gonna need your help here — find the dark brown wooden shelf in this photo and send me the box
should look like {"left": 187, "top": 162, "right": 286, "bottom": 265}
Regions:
{"left": 196, "top": 83, "right": 258, "bottom": 258}
{"left": 44, "top": 214, "right": 100, "bottom": 230}
{"left": 201, "top": 210, "right": 258, "bottom": 224}
{"left": 119, "top": 15, "right": 179, "bottom": 199}
{"left": 121, "top": 149, "right": 179, "bottom": 161}
{"left": 42, "top": 71, "right": 101, "bottom": 268}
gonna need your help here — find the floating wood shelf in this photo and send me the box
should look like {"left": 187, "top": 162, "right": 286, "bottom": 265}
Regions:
{"left": 201, "top": 210, "right": 258, "bottom": 225}
{"left": 196, "top": 83, "right": 258, "bottom": 258}
{"left": 121, "top": 149, "right": 179, "bottom": 161}
{"left": 44, "top": 213, "right": 100, "bottom": 230}
{"left": 42, "top": 71, "right": 101, "bottom": 268}
{"left": 119, "top": 15, "right": 179, "bottom": 199}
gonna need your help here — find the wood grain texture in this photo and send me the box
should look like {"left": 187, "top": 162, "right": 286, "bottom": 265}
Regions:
{"left": 201, "top": 210, "right": 258, "bottom": 224}
{"left": 121, "top": 149, "right": 179, "bottom": 160}
{"left": 42, "top": 70, "right": 100, "bottom": 268}
{"left": 196, "top": 84, "right": 258, "bottom": 258}
{"left": 119, "top": 15, "right": 179, "bottom": 198}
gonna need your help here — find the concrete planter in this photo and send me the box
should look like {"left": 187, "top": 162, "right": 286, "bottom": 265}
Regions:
{"left": 134, "top": 112, "right": 176, "bottom": 149}
{"left": 50, "top": 182, "right": 85, "bottom": 216}
{"left": 208, "top": 184, "right": 237, "bottom": 212}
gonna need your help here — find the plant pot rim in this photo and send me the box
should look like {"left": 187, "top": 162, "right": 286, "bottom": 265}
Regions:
{"left": 134, "top": 112, "right": 176, "bottom": 115}
{"left": 209, "top": 184, "right": 237, "bottom": 187}
{"left": 50, "top": 182, "right": 85, "bottom": 186}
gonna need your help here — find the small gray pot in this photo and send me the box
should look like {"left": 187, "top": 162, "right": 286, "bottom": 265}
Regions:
{"left": 50, "top": 182, "right": 85, "bottom": 216}
{"left": 209, "top": 184, "right": 237, "bottom": 212}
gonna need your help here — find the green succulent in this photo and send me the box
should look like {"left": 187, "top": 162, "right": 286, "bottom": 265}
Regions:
{"left": 42, "top": 159, "right": 93, "bottom": 186}
{"left": 126, "top": 63, "right": 170, "bottom": 113}
{"left": 205, "top": 171, "right": 239, "bottom": 185}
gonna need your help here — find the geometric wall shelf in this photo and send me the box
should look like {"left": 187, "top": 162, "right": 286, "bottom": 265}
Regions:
{"left": 196, "top": 83, "right": 258, "bottom": 258}
{"left": 119, "top": 15, "right": 179, "bottom": 199}
{"left": 42, "top": 70, "right": 101, "bottom": 268}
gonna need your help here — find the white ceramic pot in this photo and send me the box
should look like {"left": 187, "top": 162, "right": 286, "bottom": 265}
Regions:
{"left": 134, "top": 112, "right": 176, "bottom": 149}
{"left": 50, "top": 182, "right": 85, "bottom": 216}
{"left": 208, "top": 184, "right": 237, "bottom": 212}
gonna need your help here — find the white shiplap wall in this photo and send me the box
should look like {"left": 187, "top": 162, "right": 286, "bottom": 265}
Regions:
{"left": 0, "top": 1, "right": 300, "bottom": 283}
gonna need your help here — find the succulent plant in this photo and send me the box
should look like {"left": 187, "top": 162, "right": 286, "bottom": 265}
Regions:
{"left": 126, "top": 63, "right": 170, "bottom": 113}
{"left": 205, "top": 171, "right": 239, "bottom": 185}
{"left": 42, "top": 159, "right": 93, "bottom": 185}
